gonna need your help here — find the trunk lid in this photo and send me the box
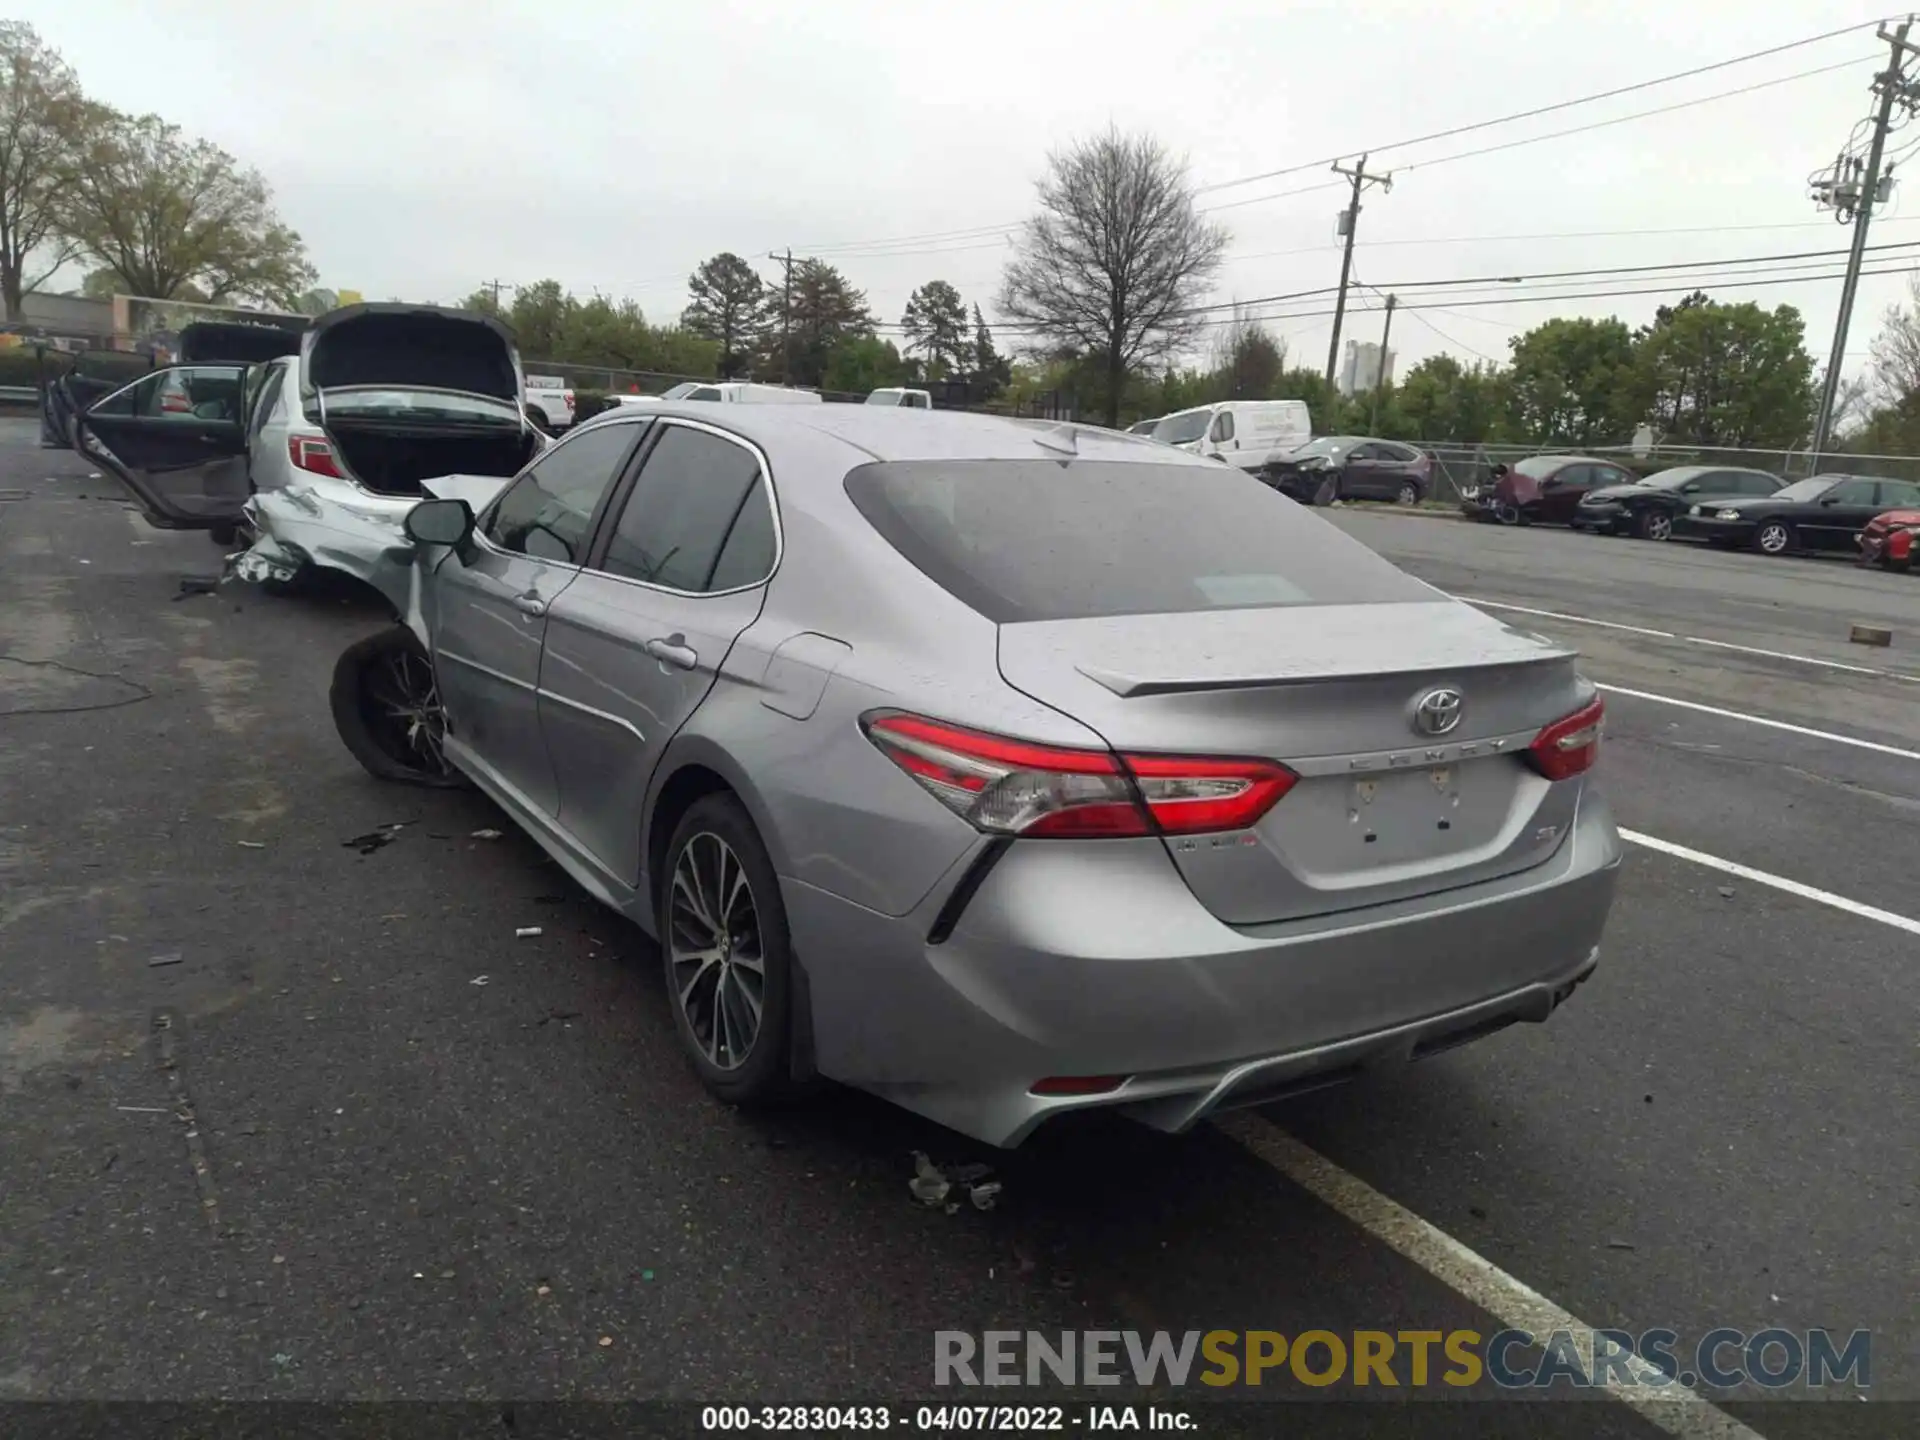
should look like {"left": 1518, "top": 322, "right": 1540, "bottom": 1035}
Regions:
{"left": 997, "top": 600, "right": 1592, "bottom": 926}
{"left": 303, "top": 304, "right": 522, "bottom": 407}
{"left": 177, "top": 321, "right": 304, "bottom": 365}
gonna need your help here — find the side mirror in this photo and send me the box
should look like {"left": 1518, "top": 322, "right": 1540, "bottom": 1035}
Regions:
{"left": 1820, "top": 496, "right": 1842, "bottom": 507}
{"left": 404, "top": 498, "right": 475, "bottom": 547}
{"left": 1488, "top": 463, "right": 1509, "bottom": 480}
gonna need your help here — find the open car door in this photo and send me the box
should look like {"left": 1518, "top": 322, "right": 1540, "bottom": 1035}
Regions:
{"left": 73, "top": 364, "right": 253, "bottom": 530}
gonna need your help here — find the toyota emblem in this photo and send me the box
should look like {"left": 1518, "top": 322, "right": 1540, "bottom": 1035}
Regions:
{"left": 1413, "top": 687, "right": 1464, "bottom": 736}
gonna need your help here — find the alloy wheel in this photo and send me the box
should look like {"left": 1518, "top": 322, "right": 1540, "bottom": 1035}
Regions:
{"left": 359, "top": 645, "right": 452, "bottom": 778}
{"left": 1396, "top": 482, "right": 1419, "bottom": 506}
{"left": 668, "top": 832, "right": 765, "bottom": 1072}
{"left": 1758, "top": 522, "right": 1791, "bottom": 555}
{"left": 1644, "top": 512, "right": 1673, "bottom": 542}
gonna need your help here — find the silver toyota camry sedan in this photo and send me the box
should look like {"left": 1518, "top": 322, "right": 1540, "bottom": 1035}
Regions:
{"left": 332, "top": 404, "right": 1622, "bottom": 1147}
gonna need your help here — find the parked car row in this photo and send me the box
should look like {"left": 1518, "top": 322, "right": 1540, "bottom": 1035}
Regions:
{"left": 1127, "top": 402, "right": 1438, "bottom": 507}
{"left": 62, "top": 324, "right": 1625, "bottom": 1147}
{"left": 1460, "top": 453, "right": 1920, "bottom": 570}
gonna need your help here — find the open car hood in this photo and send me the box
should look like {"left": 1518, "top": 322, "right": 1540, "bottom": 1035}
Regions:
{"left": 304, "top": 304, "right": 521, "bottom": 404}
{"left": 178, "top": 321, "right": 305, "bottom": 364}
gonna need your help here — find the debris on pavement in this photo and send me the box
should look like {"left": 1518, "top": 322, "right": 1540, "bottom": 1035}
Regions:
{"left": 472, "top": 828, "right": 503, "bottom": 840}
{"left": 1717, "top": 886, "right": 1736, "bottom": 898}
{"left": 175, "top": 576, "right": 222, "bottom": 599}
{"left": 1606, "top": 1239, "right": 1637, "bottom": 1251}
{"left": 515, "top": 926, "right": 543, "bottom": 939}
{"left": 598, "top": 1335, "right": 614, "bottom": 1348}
{"left": 470, "top": 975, "right": 490, "bottom": 987}
{"left": 148, "top": 951, "right": 183, "bottom": 968}
{"left": 236, "top": 840, "right": 266, "bottom": 849}
{"left": 343, "top": 822, "right": 410, "bottom": 855}
{"left": 910, "top": 1151, "right": 1001, "bottom": 1212}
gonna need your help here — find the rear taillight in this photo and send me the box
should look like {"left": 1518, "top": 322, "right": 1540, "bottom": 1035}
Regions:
{"left": 288, "top": 435, "right": 344, "bottom": 478}
{"left": 862, "top": 713, "right": 1295, "bottom": 840}
{"left": 1526, "top": 697, "right": 1604, "bottom": 781}
{"left": 564, "top": 392, "right": 576, "bottom": 411}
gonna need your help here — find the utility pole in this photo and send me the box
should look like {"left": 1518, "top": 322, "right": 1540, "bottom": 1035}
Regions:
{"left": 481, "top": 278, "right": 510, "bottom": 309}
{"left": 1370, "top": 293, "right": 1398, "bottom": 434}
{"left": 770, "top": 249, "right": 796, "bottom": 386}
{"left": 1325, "top": 153, "right": 1393, "bottom": 391}
{"left": 1809, "top": 17, "right": 1920, "bottom": 467}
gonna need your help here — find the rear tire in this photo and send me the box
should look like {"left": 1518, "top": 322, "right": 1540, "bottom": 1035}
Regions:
{"left": 661, "top": 793, "right": 794, "bottom": 1106}
{"left": 329, "top": 626, "right": 465, "bottom": 787}
{"left": 1494, "top": 500, "right": 1525, "bottom": 526}
{"left": 1635, "top": 509, "right": 1674, "bottom": 542}
{"left": 1753, "top": 519, "right": 1795, "bottom": 557}
{"left": 1395, "top": 481, "right": 1420, "bottom": 506}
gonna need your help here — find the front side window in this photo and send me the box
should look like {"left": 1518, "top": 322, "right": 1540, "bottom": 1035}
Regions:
{"left": 600, "top": 423, "right": 775, "bottom": 592}
{"left": 482, "top": 421, "right": 640, "bottom": 563}
{"left": 1827, "top": 479, "right": 1880, "bottom": 505}
{"left": 1210, "top": 411, "right": 1235, "bottom": 442}
{"left": 845, "top": 458, "right": 1434, "bottom": 624}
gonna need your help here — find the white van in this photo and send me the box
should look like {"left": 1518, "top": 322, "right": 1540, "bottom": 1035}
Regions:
{"left": 865, "top": 387, "right": 932, "bottom": 409}
{"left": 1151, "top": 400, "right": 1312, "bottom": 472}
{"left": 608, "top": 381, "right": 823, "bottom": 407}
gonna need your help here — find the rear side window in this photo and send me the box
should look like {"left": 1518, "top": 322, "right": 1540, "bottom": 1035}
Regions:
{"left": 1881, "top": 479, "right": 1920, "bottom": 507}
{"left": 600, "top": 423, "right": 774, "bottom": 592}
{"left": 844, "top": 459, "right": 1434, "bottom": 623}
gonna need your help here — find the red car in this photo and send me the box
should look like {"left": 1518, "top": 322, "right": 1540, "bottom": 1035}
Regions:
{"left": 1857, "top": 508, "right": 1920, "bottom": 571}
{"left": 1459, "top": 454, "right": 1638, "bottom": 526}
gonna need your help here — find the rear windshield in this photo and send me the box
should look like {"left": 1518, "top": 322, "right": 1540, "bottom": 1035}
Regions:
{"left": 319, "top": 388, "right": 522, "bottom": 424}
{"left": 844, "top": 459, "right": 1435, "bottom": 623}
{"left": 1512, "top": 456, "right": 1566, "bottom": 480}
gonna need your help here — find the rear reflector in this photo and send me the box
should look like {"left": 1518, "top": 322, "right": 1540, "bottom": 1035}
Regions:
{"left": 1526, "top": 697, "right": 1604, "bottom": 781}
{"left": 862, "top": 712, "right": 1295, "bottom": 840}
{"left": 1030, "top": 1075, "right": 1127, "bottom": 1097}
{"left": 288, "top": 435, "right": 344, "bottom": 478}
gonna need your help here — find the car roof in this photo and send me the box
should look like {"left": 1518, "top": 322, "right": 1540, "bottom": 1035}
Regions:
{"left": 586, "top": 402, "right": 1209, "bottom": 469}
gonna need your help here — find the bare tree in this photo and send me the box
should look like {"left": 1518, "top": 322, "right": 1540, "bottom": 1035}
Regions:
{"left": 998, "top": 127, "right": 1228, "bottom": 426}
{"left": 1868, "top": 275, "right": 1920, "bottom": 409}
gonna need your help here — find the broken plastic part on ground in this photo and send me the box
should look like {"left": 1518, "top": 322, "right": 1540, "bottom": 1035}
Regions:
{"left": 910, "top": 1152, "right": 1001, "bottom": 1211}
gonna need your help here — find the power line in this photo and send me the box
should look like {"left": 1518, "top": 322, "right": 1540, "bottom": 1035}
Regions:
{"left": 1387, "top": 54, "right": 1875, "bottom": 179}
{"left": 789, "top": 28, "right": 1881, "bottom": 264}
{"left": 1198, "top": 260, "right": 1920, "bottom": 331}
{"left": 1226, "top": 216, "right": 1920, "bottom": 263}
{"left": 1194, "top": 19, "right": 1884, "bottom": 194}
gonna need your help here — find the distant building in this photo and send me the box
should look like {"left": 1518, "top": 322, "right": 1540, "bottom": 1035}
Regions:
{"left": 1338, "top": 339, "right": 1396, "bottom": 397}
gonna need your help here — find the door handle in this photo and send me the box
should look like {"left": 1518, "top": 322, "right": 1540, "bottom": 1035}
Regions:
{"left": 511, "top": 590, "right": 547, "bottom": 618}
{"left": 644, "top": 635, "right": 698, "bottom": 670}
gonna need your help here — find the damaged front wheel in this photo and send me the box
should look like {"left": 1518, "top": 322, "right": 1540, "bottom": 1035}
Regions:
{"left": 330, "top": 626, "right": 465, "bottom": 788}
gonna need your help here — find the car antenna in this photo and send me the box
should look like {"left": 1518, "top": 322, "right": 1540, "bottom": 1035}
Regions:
{"left": 1033, "top": 423, "right": 1078, "bottom": 461}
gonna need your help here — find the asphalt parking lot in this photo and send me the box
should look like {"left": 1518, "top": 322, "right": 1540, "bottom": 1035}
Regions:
{"left": 2, "top": 416, "right": 1915, "bottom": 1438}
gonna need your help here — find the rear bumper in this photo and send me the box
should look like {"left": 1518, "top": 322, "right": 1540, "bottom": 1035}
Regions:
{"left": 787, "top": 785, "right": 1622, "bottom": 1147}
{"left": 229, "top": 481, "right": 415, "bottom": 594}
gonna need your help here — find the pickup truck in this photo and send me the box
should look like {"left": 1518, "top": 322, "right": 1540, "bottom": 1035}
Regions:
{"left": 524, "top": 374, "right": 575, "bottom": 430}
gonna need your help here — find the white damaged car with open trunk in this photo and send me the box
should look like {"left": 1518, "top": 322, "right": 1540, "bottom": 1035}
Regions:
{"left": 75, "top": 304, "right": 548, "bottom": 599}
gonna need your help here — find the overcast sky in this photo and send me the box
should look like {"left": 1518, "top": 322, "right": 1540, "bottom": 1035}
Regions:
{"left": 19, "top": 1, "right": 1917, "bottom": 382}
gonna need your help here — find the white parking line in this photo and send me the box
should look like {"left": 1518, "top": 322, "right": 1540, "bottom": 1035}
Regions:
{"left": 1596, "top": 684, "right": 1920, "bottom": 762}
{"left": 1461, "top": 596, "right": 1920, "bottom": 683}
{"left": 1461, "top": 596, "right": 1677, "bottom": 639}
{"left": 1621, "top": 829, "right": 1920, "bottom": 937}
{"left": 1217, "top": 1114, "right": 1767, "bottom": 1440}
